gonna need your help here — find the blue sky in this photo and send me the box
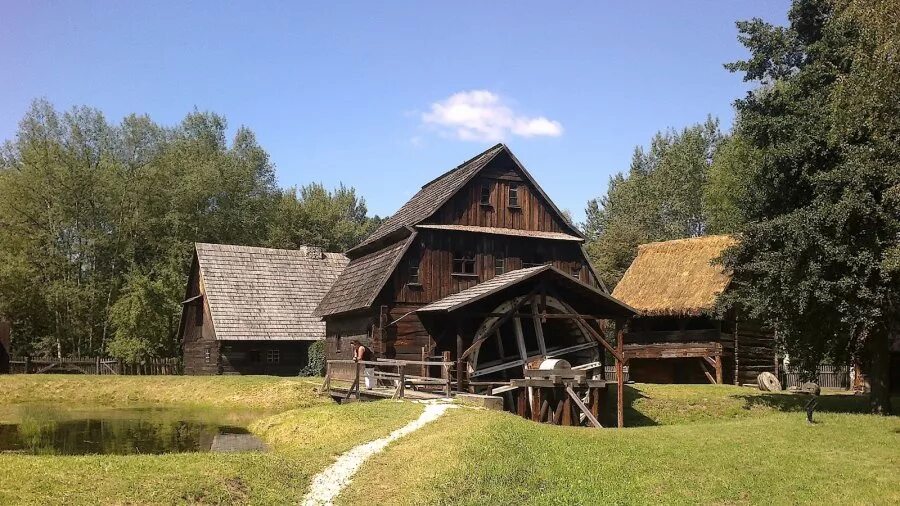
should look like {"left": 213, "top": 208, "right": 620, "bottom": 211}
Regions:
{"left": 1, "top": 1, "right": 788, "bottom": 223}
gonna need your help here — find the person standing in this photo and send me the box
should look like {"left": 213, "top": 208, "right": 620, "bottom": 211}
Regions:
{"left": 350, "top": 339, "right": 375, "bottom": 390}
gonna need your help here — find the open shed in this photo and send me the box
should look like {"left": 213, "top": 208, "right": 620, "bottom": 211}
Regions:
{"left": 612, "top": 235, "right": 778, "bottom": 385}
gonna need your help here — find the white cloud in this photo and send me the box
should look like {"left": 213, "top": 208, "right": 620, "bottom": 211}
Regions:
{"left": 421, "top": 90, "right": 563, "bottom": 142}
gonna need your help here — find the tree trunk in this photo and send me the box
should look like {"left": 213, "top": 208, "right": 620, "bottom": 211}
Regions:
{"left": 868, "top": 322, "right": 894, "bottom": 415}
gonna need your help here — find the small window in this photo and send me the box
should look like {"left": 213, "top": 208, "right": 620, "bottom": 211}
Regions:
{"left": 508, "top": 184, "right": 520, "bottom": 208}
{"left": 266, "top": 349, "right": 280, "bottom": 364}
{"left": 194, "top": 300, "right": 203, "bottom": 326}
{"left": 452, "top": 252, "right": 476, "bottom": 276}
{"left": 494, "top": 257, "right": 505, "bottom": 275}
{"left": 204, "top": 347, "right": 211, "bottom": 363}
{"left": 480, "top": 184, "right": 492, "bottom": 206}
{"left": 572, "top": 263, "right": 583, "bottom": 279}
{"left": 408, "top": 258, "right": 421, "bottom": 285}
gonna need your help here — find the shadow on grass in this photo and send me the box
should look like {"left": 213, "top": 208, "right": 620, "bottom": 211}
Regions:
{"left": 734, "top": 392, "right": 899, "bottom": 416}
{"left": 600, "top": 385, "right": 659, "bottom": 427}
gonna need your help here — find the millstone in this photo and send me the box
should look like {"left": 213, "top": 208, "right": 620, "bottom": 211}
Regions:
{"left": 757, "top": 372, "right": 782, "bottom": 391}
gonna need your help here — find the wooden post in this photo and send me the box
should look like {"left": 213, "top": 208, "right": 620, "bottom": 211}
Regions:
{"left": 517, "top": 390, "right": 527, "bottom": 417}
{"left": 562, "top": 396, "right": 573, "bottom": 426}
{"left": 531, "top": 388, "right": 542, "bottom": 422}
{"left": 354, "top": 361, "right": 361, "bottom": 398}
{"left": 456, "top": 326, "right": 465, "bottom": 393}
{"left": 399, "top": 365, "right": 406, "bottom": 399}
{"left": 421, "top": 347, "right": 427, "bottom": 377}
{"left": 95, "top": 356, "right": 101, "bottom": 375}
{"left": 615, "top": 319, "right": 625, "bottom": 429}
{"left": 733, "top": 309, "right": 740, "bottom": 385}
{"left": 323, "top": 362, "right": 331, "bottom": 393}
{"left": 24, "top": 356, "right": 31, "bottom": 374}
{"left": 715, "top": 355, "right": 723, "bottom": 385}
{"left": 442, "top": 351, "right": 451, "bottom": 397}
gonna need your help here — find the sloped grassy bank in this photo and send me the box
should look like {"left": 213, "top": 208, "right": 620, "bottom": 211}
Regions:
{"left": 0, "top": 375, "right": 423, "bottom": 505}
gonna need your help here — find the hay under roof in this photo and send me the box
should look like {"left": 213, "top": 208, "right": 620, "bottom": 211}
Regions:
{"left": 611, "top": 235, "right": 737, "bottom": 317}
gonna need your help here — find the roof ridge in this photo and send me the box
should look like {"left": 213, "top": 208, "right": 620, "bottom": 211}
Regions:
{"left": 637, "top": 234, "right": 736, "bottom": 250}
{"left": 419, "top": 143, "right": 505, "bottom": 189}
{"left": 195, "top": 242, "right": 345, "bottom": 258}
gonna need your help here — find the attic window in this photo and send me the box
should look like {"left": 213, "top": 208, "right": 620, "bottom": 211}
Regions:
{"left": 408, "top": 258, "right": 421, "bottom": 285}
{"left": 508, "top": 184, "right": 520, "bottom": 208}
{"left": 480, "top": 184, "right": 492, "bottom": 206}
{"left": 194, "top": 299, "right": 203, "bottom": 326}
{"left": 572, "top": 263, "right": 583, "bottom": 279}
{"left": 452, "top": 252, "right": 476, "bottom": 276}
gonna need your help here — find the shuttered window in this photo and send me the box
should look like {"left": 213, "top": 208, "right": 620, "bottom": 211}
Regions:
{"left": 452, "top": 253, "right": 476, "bottom": 276}
{"left": 480, "top": 184, "right": 492, "bottom": 206}
{"left": 508, "top": 184, "right": 520, "bottom": 208}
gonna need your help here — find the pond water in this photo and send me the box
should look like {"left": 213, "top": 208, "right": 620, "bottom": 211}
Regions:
{"left": 0, "top": 404, "right": 268, "bottom": 456}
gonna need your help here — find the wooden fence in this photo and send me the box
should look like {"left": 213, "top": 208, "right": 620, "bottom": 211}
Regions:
{"left": 782, "top": 364, "right": 850, "bottom": 389}
{"left": 8, "top": 356, "right": 182, "bottom": 375}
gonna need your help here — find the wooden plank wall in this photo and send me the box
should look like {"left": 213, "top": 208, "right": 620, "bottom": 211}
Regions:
{"left": 734, "top": 318, "right": 777, "bottom": 385}
{"left": 219, "top": 341, "right": 312, "bottom": 376}
{"left": 392, "top": 230, "right": 596, "bottom": 305}
{"left": 182, "top": 262, "right": 220, "bottom": 375}
{"left": 427, "top": 166, "right": 571, "bottom": 233}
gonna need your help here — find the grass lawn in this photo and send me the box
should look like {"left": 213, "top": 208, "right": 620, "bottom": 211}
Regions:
{"left": 0, "top": 374, "right": 424, "bottom": 505}
{"left": 340, "top": 385, "right": 900, "bottom": 505}
{"left": 1, "top": 377, "right": 897, "bottom": 505}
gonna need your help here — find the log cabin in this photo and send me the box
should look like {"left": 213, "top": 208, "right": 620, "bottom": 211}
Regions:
{"left": 315, "top": 144, "right": 637, "bottom": 426}
{"left": 611, "top": 235, "right": 778, "bottom": 385}
{"left": 179, "top": 243, "right": 347, "bottom": 375}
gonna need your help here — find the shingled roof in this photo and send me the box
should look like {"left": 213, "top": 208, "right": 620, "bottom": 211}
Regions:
{"left": 347, "top": 143, "right": 582, "bottom": 256}
{"left": 195, "top": 243, "right": 348, "bottom": 340}
{"left": 419, "top": 264, "right": 635, "bottom": 317}
{"left": 314, "top": 233, "right": 416, "bottom": 317}
{"left": 611, "top": 235, "right": 737, "bottom": 317}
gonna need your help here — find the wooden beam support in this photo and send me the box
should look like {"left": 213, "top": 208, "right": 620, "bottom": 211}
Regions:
{"left": 512, "top": 316, "right": 528, "bottom": 362}
{"left": 566, "top": 386, "right": 602, "bottom": 428}
{"left": 460, "top": 290, "right": 536, "bottom": 360}
{"left": 616, "top": 319, "right": 626, "bottom": 429}
{"left": 715, "top": 355, "right": 723, "bottom": 385}
{"left": 532, "top": 296, "right": 548, "bottom": 357}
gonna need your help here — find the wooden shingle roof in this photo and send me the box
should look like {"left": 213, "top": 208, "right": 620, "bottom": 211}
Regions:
{"left": 313, "top": 233, "right": 416, "bottom": 317}
{"left": 347, "top": 143, "right": 582, "bottom": 257}
{"left": 348, "top": 144, "right": 505, "bottom": 255}
{"left": 419, "top": 265, "right": 635, "bottom": 316}
{"left": 611, "top": 235, "right": 737, "bottom": 317}
{"left": 195, "top": 243, "right": 348, "bottom": 341}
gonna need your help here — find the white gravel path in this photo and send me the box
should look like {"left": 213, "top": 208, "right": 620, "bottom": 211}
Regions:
{"left": 301, "top": 401, "right": 456, "bottom": 506}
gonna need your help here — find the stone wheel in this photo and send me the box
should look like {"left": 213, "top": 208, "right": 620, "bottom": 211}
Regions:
{"left": 757, "top": 371, "right": 782, "bottom": 391}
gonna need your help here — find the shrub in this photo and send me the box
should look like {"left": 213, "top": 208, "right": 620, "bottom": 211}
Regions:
{"left": 301, "top": 340, "right": 326, "bottom": 376}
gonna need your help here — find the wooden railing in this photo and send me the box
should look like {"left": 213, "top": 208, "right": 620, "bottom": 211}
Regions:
{"left": 783, "top": 365, "right": 851, "bottom": 390}
{"left": 324, "top": 358, "right": 455, "bottom": 399}
{"left": 9, "top": 356, "right": 182, "bottom": 375}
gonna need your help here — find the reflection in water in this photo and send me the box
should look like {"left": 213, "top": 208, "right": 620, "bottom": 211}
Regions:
{"left": 0, "top": 407, "right": 268, "bottom": 455}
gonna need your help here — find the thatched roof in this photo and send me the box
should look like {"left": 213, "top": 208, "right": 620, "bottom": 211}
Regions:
{"left": 611, "top": 235, "right": 737, "bottom": 317}
{"left": 195, "top": 243, "right": 348, "bottom": 341}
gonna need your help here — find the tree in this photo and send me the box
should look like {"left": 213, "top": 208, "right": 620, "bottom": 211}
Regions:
{"left": 0, "top": 100, "right": 377, "bottom": 360}
{"left": 720, "top": 0, "right": 899, "bottom": 413}
{"left": 267, "top": 183, "right": 378, "bottom": 252}
{"left": 583, "top": 117, "right": 726, "bottom": 287}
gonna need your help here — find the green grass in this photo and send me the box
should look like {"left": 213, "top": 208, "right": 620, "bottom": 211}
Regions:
{"left": 0, "top": 375, "right": 424, "bottom": 505}
{"left": 0, "top": 374, "right": 327, "bottom": 411}
{"left": 2, "top": 377, "right": 897, "bottom": 505}
{"left": 340, "top": 385, "right": 900, "bottom": 505}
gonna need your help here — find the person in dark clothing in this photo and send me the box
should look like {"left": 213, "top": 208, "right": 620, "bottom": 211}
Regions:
{"left": 800, "top": 382, "right": 821, "bottom": 423}
{"left": 350, "top": 339, "right": 375, "bottom": 389}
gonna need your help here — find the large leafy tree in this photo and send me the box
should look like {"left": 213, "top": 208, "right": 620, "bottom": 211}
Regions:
{"left": 721, "top": 0, "right": 899, "bottom": 413}
{"left": 584, "top": 118, "right": 726, "bottom": 286}
{"left": 0, "top": 100, "right": 376, "bottom": 361}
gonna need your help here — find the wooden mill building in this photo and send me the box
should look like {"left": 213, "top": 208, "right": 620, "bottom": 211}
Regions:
{"left": 314, "top": 144, "right": 636, "bottom": 403}
{"left": 179, "top": 243, "right": 347, "bottom": 375}
{"left": 611, "top": 235, "right": 778, "bottom": 385}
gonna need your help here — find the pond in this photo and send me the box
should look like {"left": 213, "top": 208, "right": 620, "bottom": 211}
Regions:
{"left": 0, "top": 404, "right": 269, "bottom": 456}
